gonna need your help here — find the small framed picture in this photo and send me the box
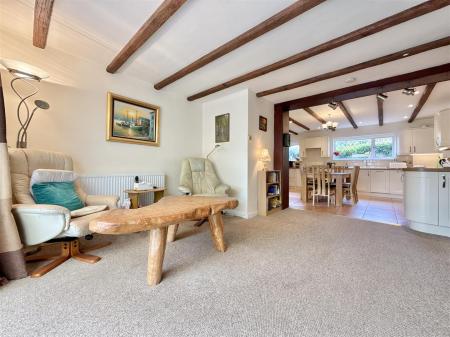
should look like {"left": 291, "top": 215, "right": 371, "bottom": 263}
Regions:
{"left": 259, "top": 115, "right": 267, "bottom": 132}
{"left": 215, "top": 113, "right": 230, "bottom": 143}
{"left": 106, "top": 92, "right": 160, "bottom": 146}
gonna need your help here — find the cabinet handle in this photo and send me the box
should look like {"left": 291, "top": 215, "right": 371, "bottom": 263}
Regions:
{"left": 401, "top": 174, "right": 404, "bottom": 182}
{"left": 414, "top": 146, "right": 416, "bottom": 153}
{"left": 409, "top": 146, "right": 411, "bottom": 153}
{"left": 443, "top": 175, "right": 446, "bottom": 189}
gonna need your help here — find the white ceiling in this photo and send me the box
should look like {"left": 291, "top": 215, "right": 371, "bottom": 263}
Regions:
{"left": 1, "top": 0, "right": 449, "bottom": 129}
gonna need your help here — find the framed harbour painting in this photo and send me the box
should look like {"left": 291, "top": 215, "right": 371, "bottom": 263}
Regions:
{"left": 215, "top": 113, "right": 230, "bottom": 143}
{"left": 106, "top": 92, "right": 160, "bottom": 146}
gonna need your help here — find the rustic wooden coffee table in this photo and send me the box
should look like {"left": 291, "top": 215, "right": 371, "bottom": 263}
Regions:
{"left": 89, "top": 196, "right": 238, "bottom": 286}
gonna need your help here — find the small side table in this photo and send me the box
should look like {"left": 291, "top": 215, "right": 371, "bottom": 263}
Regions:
{"left": 125, "top": 188, "right": 166, "bottom": 209}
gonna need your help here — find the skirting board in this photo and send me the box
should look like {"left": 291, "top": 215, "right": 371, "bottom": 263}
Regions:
{"left": 358, "top": 192, "right": 403, "bottom": 200}
{"left": 225, "top": 210, "right": 258, "bottom": 219}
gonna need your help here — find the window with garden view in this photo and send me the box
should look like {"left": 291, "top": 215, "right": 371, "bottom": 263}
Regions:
{"left": 333, "top": 136, "right": 394, "bottom": 160}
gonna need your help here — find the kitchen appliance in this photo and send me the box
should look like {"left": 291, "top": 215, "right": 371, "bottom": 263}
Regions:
{"left": 439, "top": 158, "right": 450, "bottom": 168}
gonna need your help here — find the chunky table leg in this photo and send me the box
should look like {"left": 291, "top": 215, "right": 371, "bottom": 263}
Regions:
{"left": 166, "top": 224, "right": 178, "bottom": 243}
{"left": 147, "top": 227, "right": 168, "bottom": 286}
{"left": 208, "top": 213, "right": 226, "bottom": 252}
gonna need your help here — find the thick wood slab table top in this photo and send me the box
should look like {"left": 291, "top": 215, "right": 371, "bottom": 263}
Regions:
{"left": 88, "top": 195, "right": 238, "bottom": 287}
{"left": 89, "top": 195, "right": 238, "bottom": 234}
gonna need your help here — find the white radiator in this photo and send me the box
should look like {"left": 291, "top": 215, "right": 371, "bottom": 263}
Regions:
{"left": 78, "top": 174, "right": 165, "bottom": 207}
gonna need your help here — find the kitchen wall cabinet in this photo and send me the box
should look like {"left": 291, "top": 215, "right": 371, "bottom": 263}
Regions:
{"left": 398, "top": 128, "right": 434, "bottom": 155}
{"left": 370, "top": 170, "right": 388, "bottom": 193}
{"left": 389, "top": 170, "right": 404, "bottom": 195}
{"left": 299, "top": 136, "right": 329, "bottom": 158}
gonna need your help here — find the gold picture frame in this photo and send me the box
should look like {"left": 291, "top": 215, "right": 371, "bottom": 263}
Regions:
{"left": 106, "top": 92, "right": 160, "bottom": 146}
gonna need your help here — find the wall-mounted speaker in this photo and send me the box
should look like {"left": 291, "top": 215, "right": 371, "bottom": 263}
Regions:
{"left": 283, "top": 133, "right": 290, "bottom": 147}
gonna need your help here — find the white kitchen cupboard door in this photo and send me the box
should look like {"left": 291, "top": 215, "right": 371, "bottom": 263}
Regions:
{"left": 389, "top": 170, "right": 404, "bottom": 195}
{"left": 370, "top": 170, "right": 388, "bottom": 193}
{"left": 404, "top": 172, "right": 439, "bottom": 226}
{"left": 320, "top": 137, "right": 329, "bottom": 157}
{"left": 438, "top": 173, "right": 450, "bottom": 228}
{"left": 299, "top": 139, "right": 306, "bottom": 158}
{"left": 357, "top": 170, "right": 371, "bottom": 192}
{"left": 398, "top": 130, "right": 412, "bottom": 155}
{"left": 412, "top": 128, "right": 434, "bottom": 154}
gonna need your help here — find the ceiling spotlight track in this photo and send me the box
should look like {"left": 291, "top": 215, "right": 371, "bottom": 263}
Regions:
{"left": 377, "top": 93, "right": 388, "bottom": 100}
{"left": 328, "top": 101, "right": 338, "bottom": 110}
{"left": 402, "top": 87, "right": 416, "bottom": 96}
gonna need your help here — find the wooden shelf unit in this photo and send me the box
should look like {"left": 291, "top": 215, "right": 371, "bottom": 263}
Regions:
{"left": 258, "top": 170, "right": 282, "bottom": 216}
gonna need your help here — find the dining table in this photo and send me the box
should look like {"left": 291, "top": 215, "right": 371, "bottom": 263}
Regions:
{"left": 300, "top": 169, "right": 351, "bottom": 207}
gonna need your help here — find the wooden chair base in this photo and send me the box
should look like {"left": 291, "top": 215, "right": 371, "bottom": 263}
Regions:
{"left": 25, "top": 239, "right": 111, "bottom": 278}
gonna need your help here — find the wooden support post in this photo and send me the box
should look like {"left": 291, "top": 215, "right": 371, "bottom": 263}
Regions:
{"left": 147, "top": 227, "right": 168, "bottom": 286}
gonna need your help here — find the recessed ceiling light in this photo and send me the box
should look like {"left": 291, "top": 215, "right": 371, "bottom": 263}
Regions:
{"left": 402, "top": 53, "right": 409, "bottom": 57}
{"left": 408, "top": 104, "right": 414, "bottom": 108}
{"left": 358, "top": 121, "right": 363, "bottom": 124}
{"left": 345, "top": 77, "right": 356, "bottom": 83}
{"left": 289, "top": 120, "right": 292, "bottom": 123}
{"left": 403, "top": 115, "right": 408, "bottom": 119}
{"left": 414, "top": 91, "right": 420, "bottom": 95}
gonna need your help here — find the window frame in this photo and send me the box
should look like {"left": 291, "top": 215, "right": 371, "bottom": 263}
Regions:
{"left": 332, "top": 134, "right": 396, "bottom": 161}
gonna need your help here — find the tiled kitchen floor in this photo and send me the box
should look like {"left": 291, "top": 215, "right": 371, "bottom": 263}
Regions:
{"left": 289, "top": 191, "right": 408, "bottom": 226}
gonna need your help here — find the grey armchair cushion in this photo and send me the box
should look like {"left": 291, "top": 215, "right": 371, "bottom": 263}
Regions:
{"left": 178, "top": 158, "right": 230, "bottom": 196}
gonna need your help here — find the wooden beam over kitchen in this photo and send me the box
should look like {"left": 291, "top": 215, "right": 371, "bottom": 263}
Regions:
{"left": 106, "top": 0, "right": 187, "bottom": 73}
{"left": 408, "top": 83, "right": 436, "bottom": 123}
{"left": 377, "top": 97, "right": 384, "bottom": 126}
{"left": 187, "top": 0, "right": 449, "bottom": 101}
{"left": 304, "top": 107, "right": 326, "bottom": 124}
{"left": 289, "top": 117, "right": 310, "bottom": 131}
{"left": 154, "top": 0, "right": 325, "bottom": 89}
{"left": 276, "top": 63, "right": 450, "bottom": 111}
{"left": 337, "top": 102, "right": 357, "bottom": 129}
{"left": 33, "top": 0, "right": 55, "bottom": 48}
{"left": 257, "top": 36, "right": 450, "bottom": 97}
{"left": 289, "top": 129, "right": 299, "bottom": 135}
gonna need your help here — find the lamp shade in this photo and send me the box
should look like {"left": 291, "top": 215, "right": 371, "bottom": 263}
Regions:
{"left": 0, "top": 59, "right": 48, "bottom": 81}
{"left": 259, "top": 148, "right": 271, "bottom": 162}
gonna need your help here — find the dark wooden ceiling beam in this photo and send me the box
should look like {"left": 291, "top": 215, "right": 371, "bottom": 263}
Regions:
{"left": 337, "top": 102, "right": 357, "bottom": 129}
{"left": 377, "top": 97, "right": 384, "bottom": 126}
{"left": 277, "top": 63, "right": 450, "bottom": 111}
{"left": 257, "top": 36, "right": 450, "bottom": 97}
{"left": 289, "top": 129, "right": 299, "bottom": 135}
{"left": 107, "top": 0, "right": 187, "bottom": 73}
{"left": 33, "top": 0, "right": 55, "bottom": 48}
{"left": 304, "top": 107, "right": 326, "bottom": 124}
{"left": 154, "top": 0, "right": 325, "bottom": 89}
{"left": 408, "top": 83, "right": 436, "bottom": 123}
{"left": 187, "top": 0, "right": 449, "bottom": 101}
{"left": 289, "top": 117, "right": 310, "bottom": 131}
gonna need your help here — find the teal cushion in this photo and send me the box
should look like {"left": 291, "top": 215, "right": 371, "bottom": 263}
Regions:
{"left": 32, "top": 182, "right": 84, "bottom": 211}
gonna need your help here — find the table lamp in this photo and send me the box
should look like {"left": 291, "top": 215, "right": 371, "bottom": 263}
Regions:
{"left": 259, "top": 148, "right": 271, "bottom": 170}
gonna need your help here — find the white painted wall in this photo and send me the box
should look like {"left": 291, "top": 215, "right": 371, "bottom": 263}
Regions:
{"left": 1, "top": 24, "right": 202, "bottom": 196}
{"left": 202, "top": 90, "right": 249, "bottom": 217}
{"left": 202, "top": 89, "right": 274, "bottom": 218}
{"left": 248, "top": 91, "right": 274, "bottom": 217}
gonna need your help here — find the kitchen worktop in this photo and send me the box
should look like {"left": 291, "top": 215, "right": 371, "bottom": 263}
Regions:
{"left": 403, "top": 167, "right": 450, "bottom": 172}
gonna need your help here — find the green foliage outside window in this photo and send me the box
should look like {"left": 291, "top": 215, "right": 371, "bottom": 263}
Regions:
{"left": 334, "top": 136, "right": 393, "bottom": 160}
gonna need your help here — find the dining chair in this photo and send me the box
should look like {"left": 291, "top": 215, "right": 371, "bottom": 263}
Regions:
{"left": 312, "top": 166, "right": 335, "bottom": 206}
{"left": 343, "top": 166, "right": 360, "bottom": 204}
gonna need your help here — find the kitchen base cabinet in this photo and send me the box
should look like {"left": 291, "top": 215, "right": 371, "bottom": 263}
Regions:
{"left": 370, "top": 170, "right": 388, "bottom": 193}
{"left": 389, "top": 170, "right": 404, "bottom": 195}
{"left": 357, "top": 169, "right": 371, "bottom": 192}
{"left": 404, "top": 171, "right": 450, "bottom": 237}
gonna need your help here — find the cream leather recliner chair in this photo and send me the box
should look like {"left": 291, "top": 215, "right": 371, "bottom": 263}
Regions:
{"left": 178, "top": 158, "right": 230, "bottom": 196}
{"left": 9, "top": 148, "right": 119, "bottom": 277}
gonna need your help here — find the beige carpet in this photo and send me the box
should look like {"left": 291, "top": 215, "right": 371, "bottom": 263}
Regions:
{"left": 2, "top": 209, "right": 450, "bottom": 337}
